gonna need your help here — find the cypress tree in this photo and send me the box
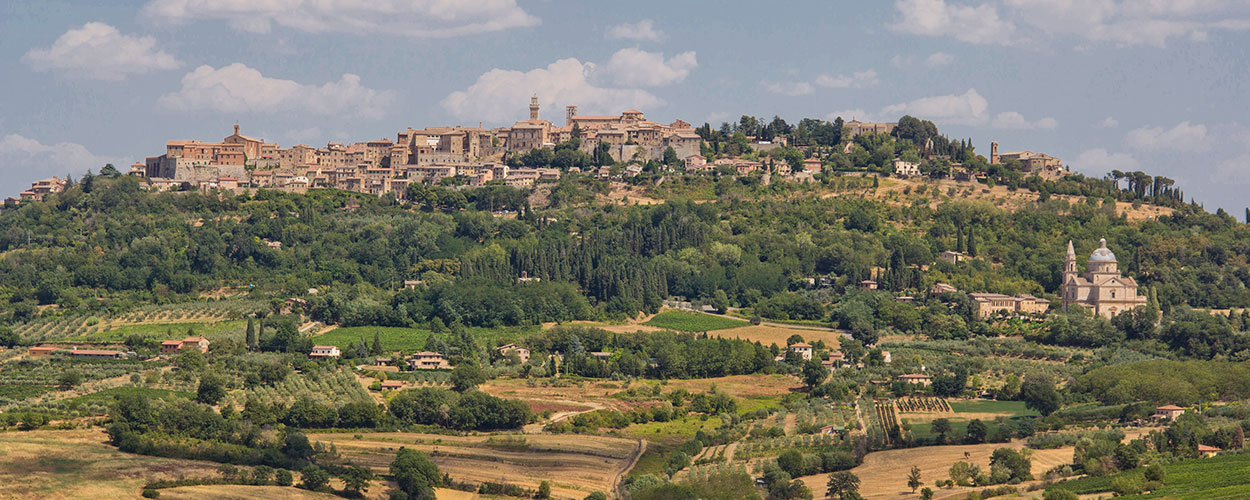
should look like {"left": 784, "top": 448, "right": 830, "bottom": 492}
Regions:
{"left": 245, "top": 318, "right": 257, "bottom": 350}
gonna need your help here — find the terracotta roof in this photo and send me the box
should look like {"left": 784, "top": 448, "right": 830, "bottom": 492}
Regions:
{"left": 1156, "top": 405, "right": 1185, "bottom": 410}
{"left": 161, "top": 340, "right": 183, "bottom": 346}
{"left": 71, "top": 349, "right": 122, "bottom": 356}
{"left": 898, "top": 373, "right": 931, "bottom": 379}
{"left": 1198, "top": 444, "right": 1221, "bottom": 452}
{"left": 29, "top": 346, "right": 58, "bottom": 351}
{"left": 790, "top": 343, "right": 812, "bottom": 348}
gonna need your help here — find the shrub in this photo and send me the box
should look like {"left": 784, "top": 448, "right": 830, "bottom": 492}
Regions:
{"left": 141, "top": 489, "right": 160, "bottom": 498}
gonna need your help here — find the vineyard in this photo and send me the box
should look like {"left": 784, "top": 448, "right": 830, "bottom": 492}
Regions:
{"left": 236, "top": 368, "right": 373, "bottom": 409}
{"left": 896, "top": 396, "right": 952, "bottom": 413}
{"left": 872, "top": 400, "right": 902, "bottom": 446}
{"left": 12, "top": 299, "right": 266, "bottom": 343}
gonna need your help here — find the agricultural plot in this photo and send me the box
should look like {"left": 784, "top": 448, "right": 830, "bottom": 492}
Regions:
{"left": 9, "top": 386, "right": 193, "bottom": 419}
{"left": 14, "top": 300, "right": 265, "bottom": 343}
{"left": 895, "top": 396, "right": 951, "bottom": 413}
{"left": 1049, "top": 452, "right": 1250, "bottom": 499}
{"left": 709, "top": 324, "right": 845, "bottom": 350}
{"left": 642, "top": 310, "right": 748, "bottom": 332}
{"left": 0, "top": 428, "right": 221, "bottom": 499}
{"left": 238, "top": 368, "right": 372, "bottom": 409}
{"left": 312, "top": 432, "right": 640, "bottom": 499}
{"left": 61, "top": 320, "right": 247, "bottom": 343}
{"left": 311, "top": 325, "right": 536, "bottom": 352}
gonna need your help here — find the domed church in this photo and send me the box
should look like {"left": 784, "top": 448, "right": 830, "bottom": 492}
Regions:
{"left": 1061, "top": 238, "right": 1147, "bottom": 318}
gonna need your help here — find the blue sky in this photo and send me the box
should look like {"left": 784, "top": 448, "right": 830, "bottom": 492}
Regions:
{"left": 2, "top": 0, "right": 1249, "bottom": 211}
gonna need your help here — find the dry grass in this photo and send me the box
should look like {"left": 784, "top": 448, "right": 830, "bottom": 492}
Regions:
{"left": 797, "top": 439, "right": 1070, "bottom": 499}
{"left": 0, "top": 428, "right": 220, "bottom": 500}
{"left": 156, "top": 485, "right": 340, "bottom": 500}
{"left": 310, "top": 432, "right": 637, "bottom": 499}
{"left": 711, "top": 324, "right": 844, "bottom": 349}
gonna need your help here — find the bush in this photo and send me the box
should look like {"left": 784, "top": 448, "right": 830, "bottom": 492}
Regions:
{"left": 275, "top": 469, "right": 293, "bottom": 486}
{"left": 141, "top": 489, "right": 160, "bottom": 499}
{"left": 1143, "top": 463, "right": 1166, "bottom": 482}
{"left": 1111, "top": 475, "right": 1143, "bottom": 496}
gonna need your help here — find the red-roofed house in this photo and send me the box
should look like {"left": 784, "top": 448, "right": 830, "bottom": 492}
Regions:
{"left": 1155, "top": 405, "right": 1186, "bottom": 421}
{"left": 380, "top": 380, "right": 404, "bottom": 391}
{"left": 162, "top": 336, "right": 210, "bottom": 354}
{"left": 28, "top": 346, "right": 59, "bottom": 357}
{"left": 1198, "top": 444, "right": 1221, "bottom": 458}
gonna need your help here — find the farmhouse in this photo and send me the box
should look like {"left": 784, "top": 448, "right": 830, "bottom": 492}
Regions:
{"left": 1198, "top": 444, "right": 1222, "bottom": 458}
{"left": 822, "top": 352, "right": 847, "bottom": 370}
{"left": 938, "top": 251, "right": 967, "bottom": 264}
{"left": 497, "top": 343, "right": 530, "bottom": 364}
{"left": 859, "top": 280, "right": 878, "bottom": 290}
{"left": 309, "top": 345, "right": 341, "bottom": 359}
{"left": 788, "top": 343, "right": 813, "bottom": 361}
{"left": 28, "top": 346, "right": 59, "bottom": 357}
{"left": 70, "top": 349, "right": 125, "bottom": 359}
{"left": 380, "top": 380, "right": 404, "bottom": 391}
{"left": 1155, "top": 405, "right": 1186, "bottom": 421}
{"left": 930, "top": 283, "right": 959, "bottom": 295}
{"left": 409, "top": 351, "right": 451, "bottom": 370}
{"left": 897, "top": 373, "right": 932, "bottom": 386}
{"left": 160, "top": 336, "right": 210, "bottom": 354}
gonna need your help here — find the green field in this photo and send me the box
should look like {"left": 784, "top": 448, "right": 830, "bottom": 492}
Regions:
{"left": 948, "top": 399, "right": 1039, "bottom": 416}
{"left": 58, "top": 320, "right": 247, "bottom": 343}
{"left": 60, "top": 386, "right": 194, "bottom": 407}
{"left": 311, "top": 325, "right": 539, "bottom": 352}
{"left": 1049, "top": 452, "right": 1250, "bottom": 499}
{"left": 644, "top": 311, "right": 748, "bottom": 332}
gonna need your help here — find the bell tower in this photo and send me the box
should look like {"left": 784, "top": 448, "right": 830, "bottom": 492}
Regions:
{"left": 529, "top": 96, "right": 540, "bottom": 121}
{"left": 1064, "top": 240, "right": 1077, "bottom": 277}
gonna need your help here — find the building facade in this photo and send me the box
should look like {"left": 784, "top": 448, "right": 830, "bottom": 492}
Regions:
{"left": 1061, "top": 239, "right": 1148, "bottom": 318}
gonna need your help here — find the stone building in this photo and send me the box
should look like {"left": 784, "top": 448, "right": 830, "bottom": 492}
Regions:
{"left": 1061, "top": 239, "right": 1148, "bottom": 318}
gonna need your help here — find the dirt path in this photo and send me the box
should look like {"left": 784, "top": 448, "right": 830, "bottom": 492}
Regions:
{"left": 612, "top": 439, "right": 647, "bottom": 500}
{"left": 783, "top": 413, "right": 798, "bottom": 435}
{"left": 723, "top": 441, "right": 739, "bottom": 461}
{"left": 523, "top": 400, "right": 607, "bottom": 434}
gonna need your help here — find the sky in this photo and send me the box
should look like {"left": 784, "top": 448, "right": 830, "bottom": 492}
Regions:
{"left": 1, "top": 0, "right": 1249, "bottom": 211}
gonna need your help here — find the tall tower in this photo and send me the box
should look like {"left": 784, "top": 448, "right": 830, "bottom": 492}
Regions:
{"left": 529, "top": 96, "right": 539, "bottom": 121}
{"left": 1064, "top": 240, "right": 1077, "bottom": 277}
{"left": 990, "top": 141, "right": 1000, "bottom": 165}
{"left": 566, "top": 105, "right": 578, "bottom": 127}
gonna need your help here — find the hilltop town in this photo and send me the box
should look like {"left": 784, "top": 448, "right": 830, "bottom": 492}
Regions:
{"left": 9, "top": 100, "right": 1070, "bottom": 205}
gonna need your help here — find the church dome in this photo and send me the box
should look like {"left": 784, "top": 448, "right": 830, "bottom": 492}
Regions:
{"left": 1089, "top": 238, "right": 1116, "bottom": 262}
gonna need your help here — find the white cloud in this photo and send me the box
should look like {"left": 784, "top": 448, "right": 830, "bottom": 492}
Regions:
{"left": 1099, "top": 116, "right": 1120, "bottom": 128}
{"left": 141, "top": 0, "right": 539, "bottom": 37}
{"left": 1126, "top": 121, "right": 1211, "bottom": 152}
{"left": 815, "top": 69, "right": 880, "bottom": 89}
{"left": 158, "top": 63, "right": 395, "bottom": 118}
{"left": 284, "top": 127, "right": 322, "bottom": 145}
{"left": 22, "top": 22, "right": 180, "bottom": 81}
{"left": 705, "top": 112, "right": 731, "bottom": 124}
{"left": 891, "top": 0, "right": 1250, "bottom": 48}
{"left": 597, "top": 48, "right": 697, "bottom": 87}
{"left": 991, "top": 111, "right": 1058, "bottom": 130}
{"left": 889, "top": 0, "right": 1016, "bottom": 45}
{"left": 1074, "top": 148, "right": 1140, "bottom": 174}
{"left": 924, "top": 52, "right": 956, "bottom": 67}
{"left": 442, "top": 58, "right": 664, "bottom": 123}
{"left": 826, "top": 109, "right": 874, "bottom": 122}
{"left": 606, "top": 19, "right": 663, "bottom": 41}
{"left": 764, "top": 81, "right": 815, "bottom": 97}
{"left": 880, "top": 88, "right": 990, "bottom": 126}
{"left": 0, "top": 134, "right": 123, "bottom": 194}
{"left": 1213, "top": 154, "right": 1250, "bottom": 185}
